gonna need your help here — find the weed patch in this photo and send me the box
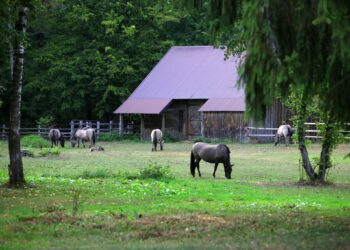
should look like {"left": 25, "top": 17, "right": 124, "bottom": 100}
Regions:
{"left": 139, "top": 162, "right": 174, "bottom": 180}
{"left": 21, "top": 135, "right": 48, "bottom": 148}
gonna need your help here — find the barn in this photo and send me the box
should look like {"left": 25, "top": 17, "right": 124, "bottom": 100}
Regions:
{"left": 114, "top": 46, "right": 288, "bottom": 140}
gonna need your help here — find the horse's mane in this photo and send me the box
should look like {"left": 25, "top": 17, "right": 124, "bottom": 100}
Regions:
{"left": 218, "top": 144, "right": 230, "bottom": 154}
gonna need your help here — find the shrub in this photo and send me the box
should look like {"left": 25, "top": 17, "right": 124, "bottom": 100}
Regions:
{"left": 139, "top": 162, "right": 174, "bottom": 180}
{"left": 99, "top": 132, "right": 140, "bottom": 142}
{"left": 163, "top": 132, "right": 180, "bottom": 142}
{"left": 21, "top": 135, "right": 48, "bottom": 148}
{"left": 38, "top": 147, "right": 61, "bottom": 156}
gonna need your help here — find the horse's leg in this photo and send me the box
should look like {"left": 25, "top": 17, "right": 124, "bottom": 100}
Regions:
{"left": 213, "top": 163, "right": 219, "bottom": 178}
{"left": 285, "top": 135, "right": 289, "bottom": 146}
{"left": 275, "top": 135, "right": 280, "bottom": 146}
{"left": 196, "top": 159, "right": 202, "bottom": 177}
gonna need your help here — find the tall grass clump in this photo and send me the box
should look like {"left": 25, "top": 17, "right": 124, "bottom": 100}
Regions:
{"left": 38, "top": 147, "right": 61, "bottom": 156}
{"left": 80, "top": 169, "right": 112, "bottom": 179}
{"left": 139, "top": 162, "right": 174, "bottom": 180}
{"left": 21, "top": 135, "right": 48, "bottom": 148}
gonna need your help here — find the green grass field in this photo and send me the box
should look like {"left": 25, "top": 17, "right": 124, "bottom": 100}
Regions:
{"left": 0, "top": 141, "right": 349, "bottom": 249}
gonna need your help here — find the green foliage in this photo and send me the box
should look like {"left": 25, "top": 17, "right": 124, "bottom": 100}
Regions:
{"left": 99, "top": 132, "right": 140, "bottom": 142}
{"left": 21, "top": 135, "right": 48, "bottom": 148}
{"left": 162, "top": 132, "right": 181, "bottom": 142}
{"left": 139, "top": 162, "right": 174, "bottom": 180}
{"left": 38, "top": 147, "right": 61, "bottom": 156}
{"left": 2, "top": 0, "right": 209, "bottom": 125}
{"left": 36, "top": 115, "right": 54, "bottom": 127}
{"left": 80, "top": 169, "right": 112, "bottom": 179}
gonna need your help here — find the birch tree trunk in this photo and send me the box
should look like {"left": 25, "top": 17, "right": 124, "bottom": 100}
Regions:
{"left": 8, "top": 7, "right": 27, "bottom": 186}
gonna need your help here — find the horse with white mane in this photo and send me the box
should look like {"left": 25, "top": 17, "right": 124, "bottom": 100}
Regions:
{"left": 275, "top": 124, "right": 294, "bottom": 146}
{"left": 151, "top": 129, "right": 164, "bottom": 151}
{"left": 71, "top": 127, "right": 96, "bottom": 148}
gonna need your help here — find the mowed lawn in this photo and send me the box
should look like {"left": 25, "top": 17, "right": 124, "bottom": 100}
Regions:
{"left": 0, "top": 141, "right": 349, "bottom": 249}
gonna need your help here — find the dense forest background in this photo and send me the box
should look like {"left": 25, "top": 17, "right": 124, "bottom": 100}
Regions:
{"left": 0, "top": 0, "right": 211, "bottom": 126}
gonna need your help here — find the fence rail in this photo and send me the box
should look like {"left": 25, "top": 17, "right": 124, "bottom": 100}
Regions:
{"left": 246, "top": 123, "right": 350, "bottom": 141}
{"left": 0, "top": 120, "right": 124, "bottom": 140}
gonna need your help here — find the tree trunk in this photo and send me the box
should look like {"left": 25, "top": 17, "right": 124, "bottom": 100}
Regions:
{"left": 8, "top": 7, "right": 27, "bottom": 186}
{"left": 297, "top": 95, "right": 317, "bottom": 181}
{"left": 318, "top": 121, "right": 334, "bottom": 181}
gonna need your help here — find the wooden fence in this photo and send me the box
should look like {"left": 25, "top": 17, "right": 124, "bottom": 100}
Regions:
{"left": 1, "top": 121, "right": 349, "bottom": 142}
{"left": 0, "top": 120, "right": 123, "bottom": 140}
{"left": 246, "top": 123, "right": 350, "bottom": 141}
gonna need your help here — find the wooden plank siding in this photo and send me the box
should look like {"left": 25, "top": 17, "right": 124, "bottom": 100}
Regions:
{"left": 202, "top": 112, "right": 245, "bottom": 140}
{"left": 140, "top": 99, "right": 290, "bottom": 141}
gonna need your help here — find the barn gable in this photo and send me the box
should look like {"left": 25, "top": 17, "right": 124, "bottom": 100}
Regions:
{"left": 114, "top": 46, "right": 287, "bottom": 140}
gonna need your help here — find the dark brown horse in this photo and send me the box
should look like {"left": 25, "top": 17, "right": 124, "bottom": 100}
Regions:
{"left": 48, "top": 129, "right": 65, "bottom": 147}
{"left": 190, "top": 142, "right": 233, "bottom": 179}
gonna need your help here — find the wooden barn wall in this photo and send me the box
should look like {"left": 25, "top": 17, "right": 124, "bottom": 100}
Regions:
{"left": 140, "top": 99, "right": 290, "bottom": 140}
{"left": 248, "top": 100, "right": 290, "bottom": 128}
{"left": 142, "top": 115, "right": 162, "bottom": 140}
{"left": 203, "top": 112, "right": 245, "bottom": 140}
{"left": 141, "top": 100, "right": 205, "bottom": 140}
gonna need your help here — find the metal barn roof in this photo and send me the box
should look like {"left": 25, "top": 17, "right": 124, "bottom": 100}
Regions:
{"left": 114, "top": 46, "right": 245, "bottom": 114}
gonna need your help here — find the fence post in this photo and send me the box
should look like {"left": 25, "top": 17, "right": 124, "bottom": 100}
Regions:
{"left": 119, "top": 114, "right": 124, "bottom": 136}
{"left": 96, "top": 121, "right": 100, "bottom": 139}
{"left": 109, "top": 121, "right": 112, "bottom": 134}
{"left": 70, "top": 120, "right": 74, "bottom": 138}
{"left": 79, "top": 120, "right": 83, "bottom": 128}
{"left": 37, "top": 125, "right": 41, "bottom": 137}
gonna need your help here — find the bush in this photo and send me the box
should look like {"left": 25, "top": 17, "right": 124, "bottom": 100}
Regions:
{"left": 38, "top": 147, "right": 61, "bottom": 156}
{"left": 99, "top": 132, "right": 140, "bottom": 142}
{"left": 21, "top": 135, "right": 48, "bottom": 148}
{"left": 163, "top": 132, "right": 180, "bottom": 142}
{"left": 139, "top": 162, "right": 174, "bottom": 180}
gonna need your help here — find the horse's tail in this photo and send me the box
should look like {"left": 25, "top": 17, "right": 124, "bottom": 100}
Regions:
{"left": 288, "top": 126, "right": 294, "bottom": 137}
{"left": 152, "top": 130, "right": 157, "bottom": 150}
{"left": 92, "top": 130, "right": 96, "bottom": 146}
{"left": 190, "top": 151, "right": 196, "bottom": 177}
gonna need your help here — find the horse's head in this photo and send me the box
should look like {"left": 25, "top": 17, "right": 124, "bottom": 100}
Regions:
{"left": 60, "top": 136, "right": 65, "bottom": 148}
{"left": 224, "top": 162, "right": 233, "bottom": 179}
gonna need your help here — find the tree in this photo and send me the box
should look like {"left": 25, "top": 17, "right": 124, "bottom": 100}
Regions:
{"left": 0, "top": 0, "right": 209, "bottom": 125}
{"left": 1, "top": 1, "right": 32, "bottom": 186}
{"left": 183, "top": 0, "right": 350, "bottom": 182}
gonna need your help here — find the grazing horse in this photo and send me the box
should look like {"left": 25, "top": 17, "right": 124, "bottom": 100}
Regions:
{"left": 71, "top": 128, "right": 96, "bottom": 148}
{"left": 190, "top": 142, "right": 233, "bottom": 179}
{"left": 48, "top": 128, "right": 65, "bottom": 147}
{"left": 275, "top": 124, "right": 294, "bottom": 146}
{"left": 151, "top": 129, "right": 164, "bottom": 151}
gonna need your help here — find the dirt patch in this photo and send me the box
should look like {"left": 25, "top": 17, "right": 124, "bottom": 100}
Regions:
{"left": 132, "top": 214, "right": 229, "bottom": 240}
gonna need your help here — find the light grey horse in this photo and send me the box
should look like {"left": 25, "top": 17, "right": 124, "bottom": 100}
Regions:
{"left": 190, "top": 142, "right": 233, "bottom": 179}
{"left": 275, "top": 124, "right": 294, "bottom": 146}
{"left": 48, "top": 128, "right": 65, "bottom": 147}
{"left": 71, "top": 128, "right": 96, "bottom": 148}
{"left": 151, "top": 129, "right": 164, "bottom": 151}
